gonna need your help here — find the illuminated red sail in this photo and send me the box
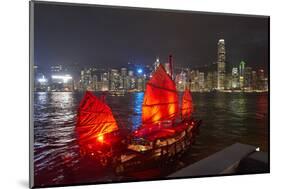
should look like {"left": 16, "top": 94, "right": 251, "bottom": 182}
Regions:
{"left": 142, "top": 64, "right": 179, "bottom": 124}
{"left": 181, "top": 89, "right": 193, "bottom": 119}
{"left": 76, "top": 91, "right": 118, "bottom": 144}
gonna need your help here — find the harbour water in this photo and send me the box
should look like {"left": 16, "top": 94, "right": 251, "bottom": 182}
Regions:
{"left": 33, "top": 92, "right": 268, "bottom": 186}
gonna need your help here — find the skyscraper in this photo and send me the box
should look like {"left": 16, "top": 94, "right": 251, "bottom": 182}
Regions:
{"left": 199, "top": 72, "right": 205, "bottom": 91}
{"left": 217, "top": 39, "right": 226, "bottom": 90}
{"left": 101, "top": 72, "right": 109, "bottom": 91}
{"left": 206, "top": 72, "right": 213, "bottom": 90}
{"left": 239, "top": 61, "right": 246, "bottom": 76}
{"left": 239, "top": 61, "right": 246, "bottom": 89}
{"left": 120, "top": 67, "right": 127, "bottom": 90}
{"left": 244, "top": 67, "right": 252, "bottom": 90}
{"left": 80, "top": 68, "right": 92, "bottom": 91}
{"left": 110, "top": 69, "right": 119, "bottom": 91}
{"left": 232, "top": 67, "right": 239, "bottom": 89}
{"left": 175, "top": 71, "right": 187, "bottom": 91}
{"left": 252, "top": 71, "right": 257, "bottom": 90}
{"left": 257, "top": 69, "right": 265, "bottom": 90}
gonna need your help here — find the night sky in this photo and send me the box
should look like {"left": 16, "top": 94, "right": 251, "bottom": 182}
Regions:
{"left": 34, "top": 2, "right": 269, "bottom": 77}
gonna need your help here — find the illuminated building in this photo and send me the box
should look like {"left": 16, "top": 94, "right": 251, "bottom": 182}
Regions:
{"left": 36, "top": 74, "right": 48, "bottom": 91}
{"left": 181, "top": 71, "right": 187, "bottom": 91}
{"left": 217, "top": 39, "right": 226, "bottom": 90}
{"left": 206, "top": 72, "right": 213, "bottom": 90}
{"left": 128, "top": 70, "right": 134, "bottom": 77}
{"left": 239, "top": 61, "right": 246, "bottom": 76}
{"left": 189, "top": 70, "right": 200, "bottom": 92}
{"left": 232, "top": 67, "right": 239, "bottom": 89}
{"left": 252, "top": 71, "right": 257, "bottom": 90}
{"left": 257, "top": 69, "right": 265, "bottom": 90}
{"left": 80, "top": 68, "right": 93, "bottom": 91}
{"left": 239, "top": 60, "right": 246, "bottom": 89}
{"left": 189, "top": 70, "right": 196, "bottom": 91}
{"left": 101, "top": 72, "right": 109, "bottom": 91}
{"left": 225, "top": 73, "right": 232, "bottom": 90}
{"left": 51, "top": 74, "right": 73, "bottom": 91}
{"left": 137, "top": 77, "right": 145, "bottom": 91}
{"left": 175, "top": 74, "right": 181, "bottom": 90}
{"left": 199, "top": 72, "right": 205, "bottom": 91}
{"left": 244, "top": 67, "right": 252, "bottom": 90}
{"left": 92, "top": 75, "right": 98, "bottom": 91}
{"left": 51, "top": 64, "right": 63, "bottom": 73}
{"left": 121, "top": 68, "right": 127, "bottom": 76}
{"left": 110, "top": 69, "right": 119, "bottom": 91}
{"left": 175, "top": 71, "right": 187, "bottom": 92}
{"left": 129, "top": 77, "right": 136, "bottom": 90}
{"left": 79, "top": 68, "right": 106, "bottom": 91}
{"left": 185, "top": 69, "right": 191, "bottom": 90}
{"left": 127, "top": 70, "right": 136, "bottom": 90}
{"left": 264, "top": 78, "right": 268, "bottom": 91}
{"left": 120, "top": 67, "right": 128, "bottom": 90}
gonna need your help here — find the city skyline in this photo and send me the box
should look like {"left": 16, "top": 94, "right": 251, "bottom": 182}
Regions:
{"left": 34, "top": 41, "right": 268, "bottom": 93}
{"left": 34, "top": 3, "right": 269, "bottom": 76}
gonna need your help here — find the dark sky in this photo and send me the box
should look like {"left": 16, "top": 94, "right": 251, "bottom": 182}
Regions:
{"left": 34, "top": 2, "right": 269, "bottom": 76}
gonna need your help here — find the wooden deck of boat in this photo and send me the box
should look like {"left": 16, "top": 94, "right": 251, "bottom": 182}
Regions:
{"left": 168, "top": 143, "right": 267, "bottom": 178}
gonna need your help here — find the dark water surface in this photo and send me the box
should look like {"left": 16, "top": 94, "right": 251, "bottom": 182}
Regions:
{"left": 33, "top": 92, "right": 268, "bottom": 186}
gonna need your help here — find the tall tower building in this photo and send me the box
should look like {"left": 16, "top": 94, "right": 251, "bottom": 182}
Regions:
{"left": 239, "top": 60, "right": 246, "bottom": 89}
{"left": 199, "top": 72, "right": 205, "bottom": 91}
{"left": 120, "top": 67, "right": 127, "bottom": 90}
{"left": 217, "top": 39, "right": 226, "bottom": 90}
{"left": 110, "top": 69, "right": 119, "bottom": 91}
{"left": 252, "top": 71, "right": 257, "bottom": 90}
{"left": 101, "top": 72, "right": 109, "bottom": 91}
{"left": 244, "top": 67, "right": 252, "bottom": 90}
{"left": 232, "top": 67, "right": 239, "bottom": 89}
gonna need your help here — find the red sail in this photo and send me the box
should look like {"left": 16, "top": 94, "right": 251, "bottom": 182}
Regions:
{"left": 142, "top": 64, "right": 179, "bottom": 125}
{"left": 181, "top": 89, "right": 193, "bottom": 119}
{"left": 76, "top": 91, "right": 118, "bottom": 144}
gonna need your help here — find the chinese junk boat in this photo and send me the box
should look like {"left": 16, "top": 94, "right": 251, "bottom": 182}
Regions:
{"left": 114, "top": 64, "right": 201, "bottom": 174}
{"left": 75, "top": 61, "right": 201, "bottom": 175}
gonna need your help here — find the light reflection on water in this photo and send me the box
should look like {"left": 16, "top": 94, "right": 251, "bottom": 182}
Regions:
{"left": 131, "top": 92, "right": 144, "bottom": 130}
{"left": 33, "top": 92, "right": 268, "bottom": 186}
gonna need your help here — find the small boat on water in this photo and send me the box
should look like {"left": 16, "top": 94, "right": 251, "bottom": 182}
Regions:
{"left": 75, "top": 58, "right": 201, "bottom": 175}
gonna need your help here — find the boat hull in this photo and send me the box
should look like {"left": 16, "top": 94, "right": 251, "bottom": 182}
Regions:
{"left": 77, "top": 119, "right": 201, "bottom": 175}
{"left": 113, "top": 119, "right": 201, "bottom": 175}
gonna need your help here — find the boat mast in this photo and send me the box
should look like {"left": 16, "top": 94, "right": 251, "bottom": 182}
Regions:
{"left": 169, "top": 54, "right": 174, "bottom": 80}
